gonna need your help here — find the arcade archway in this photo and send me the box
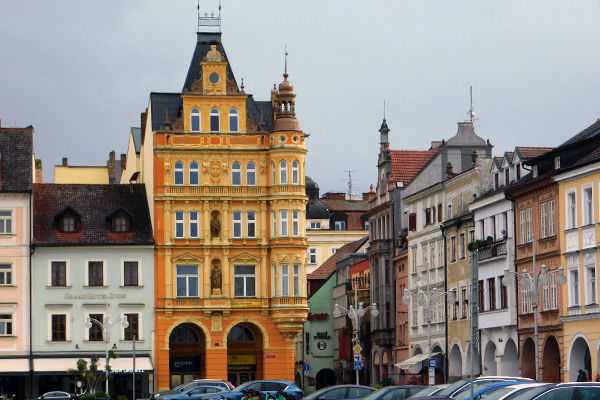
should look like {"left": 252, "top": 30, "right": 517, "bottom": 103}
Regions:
{"left": 226, "top": 323, "right": 264, "bottom": 386}
{"left": 168, "top": 323, "right": 206, "bottom": 388}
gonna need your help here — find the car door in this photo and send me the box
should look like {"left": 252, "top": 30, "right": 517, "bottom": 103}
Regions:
{"left": 380, "top": 388, "right": 408, "bottom": 400}
{"left": 532, "top": 387, "right": 576, "bottom": 400}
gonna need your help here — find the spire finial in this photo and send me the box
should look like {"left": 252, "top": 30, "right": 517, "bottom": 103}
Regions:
{"left": 383, "top": 99, "right": 386, "bottom": 120}
{"left": 284, "top": 44, "right": 288, "bottom": 74}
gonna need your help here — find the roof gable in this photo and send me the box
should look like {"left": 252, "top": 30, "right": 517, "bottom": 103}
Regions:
{"left": 390, "top": 147, "right": 440, "bottom": 185}
{"left": 307, "top": 237, "right": 369, "bottom": 281}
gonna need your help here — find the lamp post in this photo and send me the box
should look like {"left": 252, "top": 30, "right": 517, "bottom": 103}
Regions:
{"left": 402, "top": 267, "right": 454, "bottom": 386}
{"left": 85, "top": 314, "right": 129, "bottom": 396}
{"left": 501, "top": 235, "right": 567, "bottom": 381}
{"left": 333, "top": 277, "right": 379, "bottom": 385}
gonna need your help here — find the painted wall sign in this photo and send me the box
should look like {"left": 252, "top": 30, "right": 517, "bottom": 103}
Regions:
{"left": 230, "top": 299, "right": 262, "bottom": 308}
{"left": 170, "top": 356, "right": 201, "bottom": 372}
{"left": 307, "top": 312, "right": 329, "bottom": 320}
{"left": 64, "top": 293, "right": 127, "bottom": 300}
{"left": 313, "top": 331, "right": 330, "bottom": 340}
{"left": 266, "top": 353, "right": 276, "bottom": 358}
{"left": 317, "top": 341, "right": 327, "bottom": 351}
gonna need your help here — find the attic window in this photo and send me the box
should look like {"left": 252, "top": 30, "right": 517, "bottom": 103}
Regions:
{"left": 554, "top": 156, "right": 560, "bottom": 169}
{"left": 61, "top": 216, "right": 76, "bottom": 233}
{"left": 113, "top": 216, "right": 129, "bottom": 232}
{"left": 533, "top": 165, "right": 538, "bottom": 178}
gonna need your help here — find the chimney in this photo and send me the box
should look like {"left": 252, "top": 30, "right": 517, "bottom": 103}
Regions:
{"left": 62, "top": 157, "right": 68, "bottom": 166}
{"left": 431, "top": 140, "right": 442, "bottom": 149}
{"left": 0, "top": 119, "right": 2, "bottom": 128}
{"left": 35, "top": 159, "right": 43, "bottom": 183}
{"left": 121, "top": 154, "right": 127, "bottom": 167}
{"left": 108, "top": 151, "right": 116, "bottom": 180}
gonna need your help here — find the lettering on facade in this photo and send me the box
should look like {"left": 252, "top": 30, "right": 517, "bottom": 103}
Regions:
{"left": 113, "top": 369, "right": 146, "bottom": 373}
{"left": 64, "top": 293, "right": 127, "bottom": 300}
{"left": 313, "top": 331, "right": 330, "bottom": 340}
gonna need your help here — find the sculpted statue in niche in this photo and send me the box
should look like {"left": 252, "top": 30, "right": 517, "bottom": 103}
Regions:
{"left": 211, "top": 214, "right": 221, "bottom": 239}
{"left": 211, "top": 261, "right": 222, "bottom": 292}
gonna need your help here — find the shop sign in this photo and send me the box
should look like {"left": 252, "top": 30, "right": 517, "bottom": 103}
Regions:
{"left": 227, "top": 354, "right": 257, "bottom": 371}
{"left": 313, "top": 331, "right": 330, "bottom": 340}
{"left": 231, "top": 299, "right": 262, "bottom": 308}
{"left": 170, "top": 356, "right": 201, "bottom": 373}
{"left": 113, "top": 369, "right": 146, "bottom": 373}
{"left": 307, "top": 312, "right": 328, "bottom": 320}
{"left": 266, "top": 353, "right": 276, "bottom": 358}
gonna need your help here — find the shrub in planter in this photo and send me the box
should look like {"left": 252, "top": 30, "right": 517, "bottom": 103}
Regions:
{"left": 377, "top": 374, "right": 395, "bottom": 388}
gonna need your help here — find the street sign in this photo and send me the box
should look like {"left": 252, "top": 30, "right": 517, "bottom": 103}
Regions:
{"left": 303, "top": 364, "right": 310, "bottom": 372}
{"left": 429, "top": 358, "right": 438, "bottom": 368}
{"left": 429, "top": 367, "right": 435, "bottom": 386}
{"left": 354, "top": 353, "right": 361, "bottom": 362}
{"left": 353, "top": 344, "right": 363, "bottom": 353}
{"left": 304, "top": 369, "right": 309, "bottom": 376}
{"left": 354, "top": 361, "right": 362, "bottom": 370}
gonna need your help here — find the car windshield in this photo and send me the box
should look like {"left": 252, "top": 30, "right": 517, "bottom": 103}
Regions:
{"left": 436, "top": 380, "right": 468, "bottom": 397}
{"left": 454, "top": 385, "right": 510, "bottom": 400}
{"left": 305, "top": 386, "right": 339, "bottom": 400}
{"left": 411, "top": 387, "right": 442, "bottom": 398}
{"left": 172, "top": 383, "right": 190, "bottom": 391}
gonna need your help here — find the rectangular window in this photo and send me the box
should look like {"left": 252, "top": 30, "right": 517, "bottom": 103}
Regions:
{"left": 520, "top": 210, "right": 526, "bottom": 244}
{"left": 52, "top": 262, "right": 66, "bottom": 286}
{"left": 189, "top": 211, "right": 199, "bottom": 238}
{"left": 526, "top": 208, "right": 532, "bottom": 242}
{"left": 309, "top": 248, "right": 317, "bottom": 264}
{"left": 549, "top": 200, "right": 555, "bottom": 236}
{"left": 0, "top": 211, "right": 12, "bottom": 234}
{"left": 271, "top": 211, "right": 277, "bottom": 236}
{"left": 175, "top": 211, "right": 184, "bottom": 238}
{"left": 450, "top": 236, "right": 456, "bottom": 262}
{"left": 281, "top": 264, "right": 289, "bottom": 296}
{"left": 176, "top": 265, "right": 198, "bottom": 297}
{"left": 411, "top": 247, "right": 417, "bottom": 273}
{"left": 587, "top": 265, "right": 597, "bottom": 305}
{"left": 571, "top": 269, "right": 579, "bottom": 306}
{"left": 541, "top": 203, "right": 548, "bottom": 238}
{"left": 479, "top": 280, "right": 485, "bottom": 312}
{"left": 543, "top": 280, "right": 550, "bottom": 311}
{"left": 234, "top": 265, "right": 256, "bottom": 298}
{"left": 247, "top": 212, "right": 256, "bottom": 238}
{"left": 334, "top": 221, "right": 346, "bottom": 230}
{"left": 487, "top": 278, "right": 496, "bottom": 311}
{"left": 0, "top": 264, "right": 12, "bottom": 285}
{"left": 88, "top": 261, "right": 103, "bottom": 286}
{"left": 124, "top": 261, "right": 139, "bottom": 286}
{"left": 124, "top": 313, "right": 139, "bottom": 340}
{"left": 88, "top": 313, "right": 104, "bottom": 341}
{"left": 550, "top": 274, "right": 557, "bottom": 310}
{"left": 310, "top": 221, "right": 321, "bottom": 229}
{"left": 568, "top": 191, "right": 577, "bottom": 229}
{"left": 522, "top": 285, "right": 529, "bottom": 314}
{"left": 233, "top": 211, "right": 242, "bottom": 238}
{"left": 459, "top": 233, "right": 465, "bottom": 260}
{"left": 500, "top": 278, "right": 508, "bottom": 309}
{"left": 51, "top": 314, "right": 66, "bottom": 341}
{"left": 0, "top": 314, "right": 13, "bottom": 336}
{"left": 461, "top": 288, "right": 468, "bottom": 318}
{"left": 272, "top": 265, "right": 277, "bottom": 296}
{"left": 584, "top": 186, "right": 594, "bottom": 225}
{"left": 292, "top": 211, "right": 300, "bottom": 236}
{"left": 293, "top": 264, "right": 300, "bottom": 296}
{"left": 280, "top": 210, "right": 288, "bottom": 237}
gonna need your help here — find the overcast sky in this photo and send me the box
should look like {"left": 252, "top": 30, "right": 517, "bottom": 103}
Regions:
{"left": 2, "top": 1, "right": 600, "bottom": 195}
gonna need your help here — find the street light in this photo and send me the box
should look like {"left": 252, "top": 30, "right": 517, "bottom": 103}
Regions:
{"left": 501, "top": 235, "right": 567, "bottom": 381}
{"left": 402, "top": 267, "right": 454, "bottom": 386}
{"left": 85, "top": 314, "right": 129, "bottom": 396}
{"left": 333, "top": 277, "right": 378, "bottom": 385}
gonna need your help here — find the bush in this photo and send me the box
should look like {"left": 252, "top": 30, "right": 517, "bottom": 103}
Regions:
{"left": 94, "top": 392, "right": 110, "bottom": 398}
{"left": 377, "top": 374, "right": 395, "bottom": 388}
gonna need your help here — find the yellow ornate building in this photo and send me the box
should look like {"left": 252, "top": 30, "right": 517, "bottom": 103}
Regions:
{"left": 137, "top": 30, "right": 309, "bottom": 389}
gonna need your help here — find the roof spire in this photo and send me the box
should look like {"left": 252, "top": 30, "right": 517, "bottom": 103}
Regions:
{"left": 383, "top": 99, "right": 386, "bottom": 120}
{"left": 467, "top": 85, "right": 477, "bottom": 123}
{"left": 284, "top": 44, "right": 288, "bottom": 74}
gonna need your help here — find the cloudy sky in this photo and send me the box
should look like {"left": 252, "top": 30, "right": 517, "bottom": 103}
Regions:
{"left": 2, "top": 1, "right": 600, "bottom": 194}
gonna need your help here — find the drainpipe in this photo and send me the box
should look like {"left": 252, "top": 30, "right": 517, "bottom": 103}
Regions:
{"left": 506, "top": 193, "right": 521, "bottom": 378}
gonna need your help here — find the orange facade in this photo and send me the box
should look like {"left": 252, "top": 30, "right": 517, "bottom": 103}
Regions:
{"left": 149, "top": 34, "right": 309, "bottom": 390}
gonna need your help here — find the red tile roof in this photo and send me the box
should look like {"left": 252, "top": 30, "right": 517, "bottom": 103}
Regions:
{"left": 390, "top": 147, "right": 440, "bottom": 185}
{"left": 516, "top": 146, "right": 553, "bottom": 160}
{"left": 308, "top": 236, "right": 369, "bottom": 281}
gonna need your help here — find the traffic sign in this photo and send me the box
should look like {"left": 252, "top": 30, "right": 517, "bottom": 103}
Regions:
{"left": 429, "top": 358, "right": 437, "bottom": 368}
{"left": 354, "top": 361, "right": 362, "bottom": 370}
{"left": 353, "top": 344, "right": 363, "bottom": 353}
{"left": 303, "top": 364, "right": 310, "bottom": 372}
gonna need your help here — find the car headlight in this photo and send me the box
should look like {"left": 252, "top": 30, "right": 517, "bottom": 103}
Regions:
{"left": 153, "top": 395, "right": 160, "bottom": 399}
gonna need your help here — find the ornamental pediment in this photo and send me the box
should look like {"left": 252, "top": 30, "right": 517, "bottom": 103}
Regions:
{"left": 172, "top": 252, "right": 203, "bottom": 264}
{"left": 230, "top": 252, "right": 261, "bottom": 263}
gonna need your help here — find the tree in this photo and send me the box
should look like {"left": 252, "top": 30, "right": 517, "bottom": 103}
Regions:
{"left": 68, "top": 351, "right": 116, "bottom": 396}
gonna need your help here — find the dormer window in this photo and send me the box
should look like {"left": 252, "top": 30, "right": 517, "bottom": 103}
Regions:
{"left": 533, "top": 165, "right": 538, "bottom": 178}
{"left": 554, "top": 156, "right": 560, "bottom": 169}
{"left": 62, "top": 216, "right": 76, "bottom": 232}
{"left": 113, "top": 216, "right": 129, "bottom": 232}
{"left": 107, "top": 208, "right": 134, "bottom": 233}
{"left": 56, "top": 207, "right": 82, "bottom": 233}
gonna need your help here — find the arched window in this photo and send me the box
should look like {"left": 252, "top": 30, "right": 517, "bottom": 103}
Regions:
{"left": 292, "top": 160, "right": 299, "bottom": 185}
{"left": 229, "top": 108, "right": 239, "bottom": 132}
{"left": 279, "top": 160, "right": 288, "bottom": 185}
{"left": 227, "top": 325, "right": 255, "bottom": 342}
{"left": 191, "top": 108, "right": 200, "bottom": 132}
{"left": 232, "top": 162, "right": 241, "bottom": 186}
{"left": 174, "top": 162, "right": 184, "bottom": 185}
{"left": 210, "top": 108, "right": 220, "bottom": 132}
{"left": 189, "top": 162, "right": 199, "bottom": 186}
{"left": 247, "top": 162, "right": 256, "bottom": 186}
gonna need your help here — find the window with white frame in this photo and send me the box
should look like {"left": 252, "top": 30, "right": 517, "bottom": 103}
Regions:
{"left": 430, "top": 242, "right": 435, "bottom": 268}
{"left": 174, "top": 162, "right": 184, "bottom": 186}
{"left": 334, "top": 221, "right": 346, "bottom": 231}
{"left": 210, "top": 108, "right": 220, "bottom": 132}
{"left": 411, "top": 296, "right": 418, "bottom": 327}
{"left": 232, "top": 162, "right": 241, "bottom": 186}
{"left": 189, "top": 211, "right": 199, "bottom": 238}
{"left": 292, "top": 211, "right": 300, "bottom": 236}
{"left": 293, "top": 264, "right": 300, "bottom": 296}
{"left": 176, "top": 265, "right": 198, "bottom": 297}
{"left": 280, "top": 210, "right": 288, "bottom": 236}
{"left": 543, "top": 279, "right": 550, "bottom": 311}
{"left": 548, "top": 200, "right": 555, "bottom": 236}
{"left": 234, "top": 265, "right": 256, "bottom": 297}
{"left": 586, "top": 261, "right": 597, "bottom": 305}
{"left": 570, "top": 267, "right": 580, "bottom": 307}
{"left": 271, "top": 211, "right": 277, "bottom": 236}
{"left": 175, "top": 211, "right": 184, "bottom": 238}
{"left": 281, "top": 264, "right": 289, "bottom": 296}
{"left": 584, "top": 186, "right": 594, "bottom": 225}
{"left": 541, "top": 203, "right": 548, "bottom": 238}
{"left": 0, "top": 314, "right": 13, "bottom": 336}
{"left": 450, "top": 236, "right": 456, "bottom": 262}
{"left": 550, "top": 274, "right": 558, "bottom": 310}
{"left": 246, "top": 162, "right": 256, "bottom": 186}
{"left": 191, "top": 108, "right": 200, "bottom": 132}
{"left": 189, "top": 162, "right": 199, "bottom": 186}
{"left": 292, "top": 160, "right": 299, "bottom": 185}
{"left": 310, "top": 221, "right": 321, "bottom": 229}
{"left": 247, "top": 211, "right": 256, "bottom": 238}
{"left": 567, "top": 191, "right": 577, "bottom": 229}
{"left": 438, "top": 240, "right": 443, "bottom": 268}
{"left": 0, "top": 264, "right": 12, "bottom": 285}
{"left": 411, "top": 247, "right": 417, "bottom": 273}
{"left": 229, "top": 108, "right": 239, "bottom": 132}
{"left": 526, "top": 208, "right": 532, "bottom": 242}
{"left": 233, "top": 211, "right": 242, "bottom": 238}
{"left": 279, "top": 160, "right": 288, "bottom": 184}
{"left": 522, "top": 285, "right": 529, "bottom": 314}
{"left": 554, "top": 156, "right": 560, "bottom": 169}
{"left": 309, "top": 248, "right": 317, "bottom": 264}
{"left": 520, "top": 210, "right": 526, "bottom": 244}
{"left": 272, "top": 265, "right": 277, "bottom": 296}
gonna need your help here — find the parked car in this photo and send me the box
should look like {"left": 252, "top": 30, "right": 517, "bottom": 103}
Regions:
{"left": 301, "top": 385, "right": 376, "bottom": 400}
{"left": 506, "top": 382, "right": 600, "bottom": 400}
{"left": 151, "top": 380, "right": 235, "bottom": 399}
{"left": 37, "top": 392, "right": 78, "bottom": 400}
{"left": 449, "top": 381, "right": 539, "bottom": 400}
{"left": 157, "top": 386, "right": 230, "bottom": 400}
{"left": 411, "top": 384, "right": 450, "bottom": 398}
{"left": 362, "top": 385, "right": 426, "bottom": 400}
{"left": 430, "top": 377, "right": 534, "bottom": 398}
{"left": 198, "top": 380, "right": 303, "bottom": 400}
{"left": 468, "top": 383, "right": 553, "bottom": 400}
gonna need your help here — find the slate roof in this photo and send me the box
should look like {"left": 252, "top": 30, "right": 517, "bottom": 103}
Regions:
{"left": 390, "top": 146, "right": 440, "bottom": 185}
{"left": 131, "top": 127, "right": 141, "bottom": 154}
{"left": 33, "top": 184, "right": 154, "bottom": 246}
{"left": 560, "top": 118, "right": 600, "bottom": 147}
{"left": 0, "top": 126, "right": 33, "bottom": 192}
{"left": 307, "top": 236, "right": 369, "bottom": 281}
{"left": 150, "top": 93, "right": 183, "bottom": 132}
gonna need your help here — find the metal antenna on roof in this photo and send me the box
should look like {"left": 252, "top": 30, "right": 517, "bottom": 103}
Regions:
{"left": 383, "top": 99, "right": 386, "bottom": 120}
{"left": 197, "top": 0, "right": 221, "bottom": 33}
{"left": 467, "top": 86, "right": 477, "bottom": 122}
{"left": 345, "top": 170, "right": 355, "bottom": 199}
{"left": 284, "top": 44, "right": 288, "bottom": 73}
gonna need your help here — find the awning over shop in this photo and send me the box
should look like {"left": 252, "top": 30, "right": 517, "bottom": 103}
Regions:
{"left": 0, "top": 358, "right": 29, "bottom": 372}
{"left": 395, "top": 352, "right": 440, "bottom": 369}
{"left": 33, "top": 357, "right": 154, "bottom": 373}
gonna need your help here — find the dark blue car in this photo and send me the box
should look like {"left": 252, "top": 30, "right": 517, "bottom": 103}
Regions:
{"left": 199, "top": 380, "right": 303, "bottom": 400}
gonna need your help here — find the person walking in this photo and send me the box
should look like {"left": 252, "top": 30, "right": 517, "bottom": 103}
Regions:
{"left": 577, "top": 369, "right": 588, "bottom": 382}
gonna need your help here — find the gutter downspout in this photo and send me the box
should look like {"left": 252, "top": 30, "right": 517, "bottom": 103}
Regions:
{"left": 440, "top": 223, "right": 448, "bottom": 383}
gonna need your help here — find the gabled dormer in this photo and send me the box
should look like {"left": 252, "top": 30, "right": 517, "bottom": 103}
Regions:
{"left": 54, "top": 206, "right": 82, "bottom": 233}
{"left": 107, "top": 207, "right": 134, "bottom": 233}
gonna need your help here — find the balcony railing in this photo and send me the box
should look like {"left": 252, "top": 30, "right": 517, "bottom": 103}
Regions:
{"left": 270, "top": 297, "right": 307, "bottom": 307}
{"left": 477, "top": 239, "right": 508, "bottom": 261}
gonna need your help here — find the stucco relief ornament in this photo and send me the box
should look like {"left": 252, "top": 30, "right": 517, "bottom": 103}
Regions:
{"left": 209, "top": 160, "right": 222, "bottom": 183}
{"left": 164, "top": 158, "right": 171, "bottom": 176}
{"left": 584, "top": 251, "right": 596, "bottom": 265}
{"left": 260, "top": 159, "right": 266, "bottom": 174}
{"left": 566, "top": 233, "right": 578, "bottom": 252}
{"left": 583, "top": 231, "right": 595, "bottom": 248}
